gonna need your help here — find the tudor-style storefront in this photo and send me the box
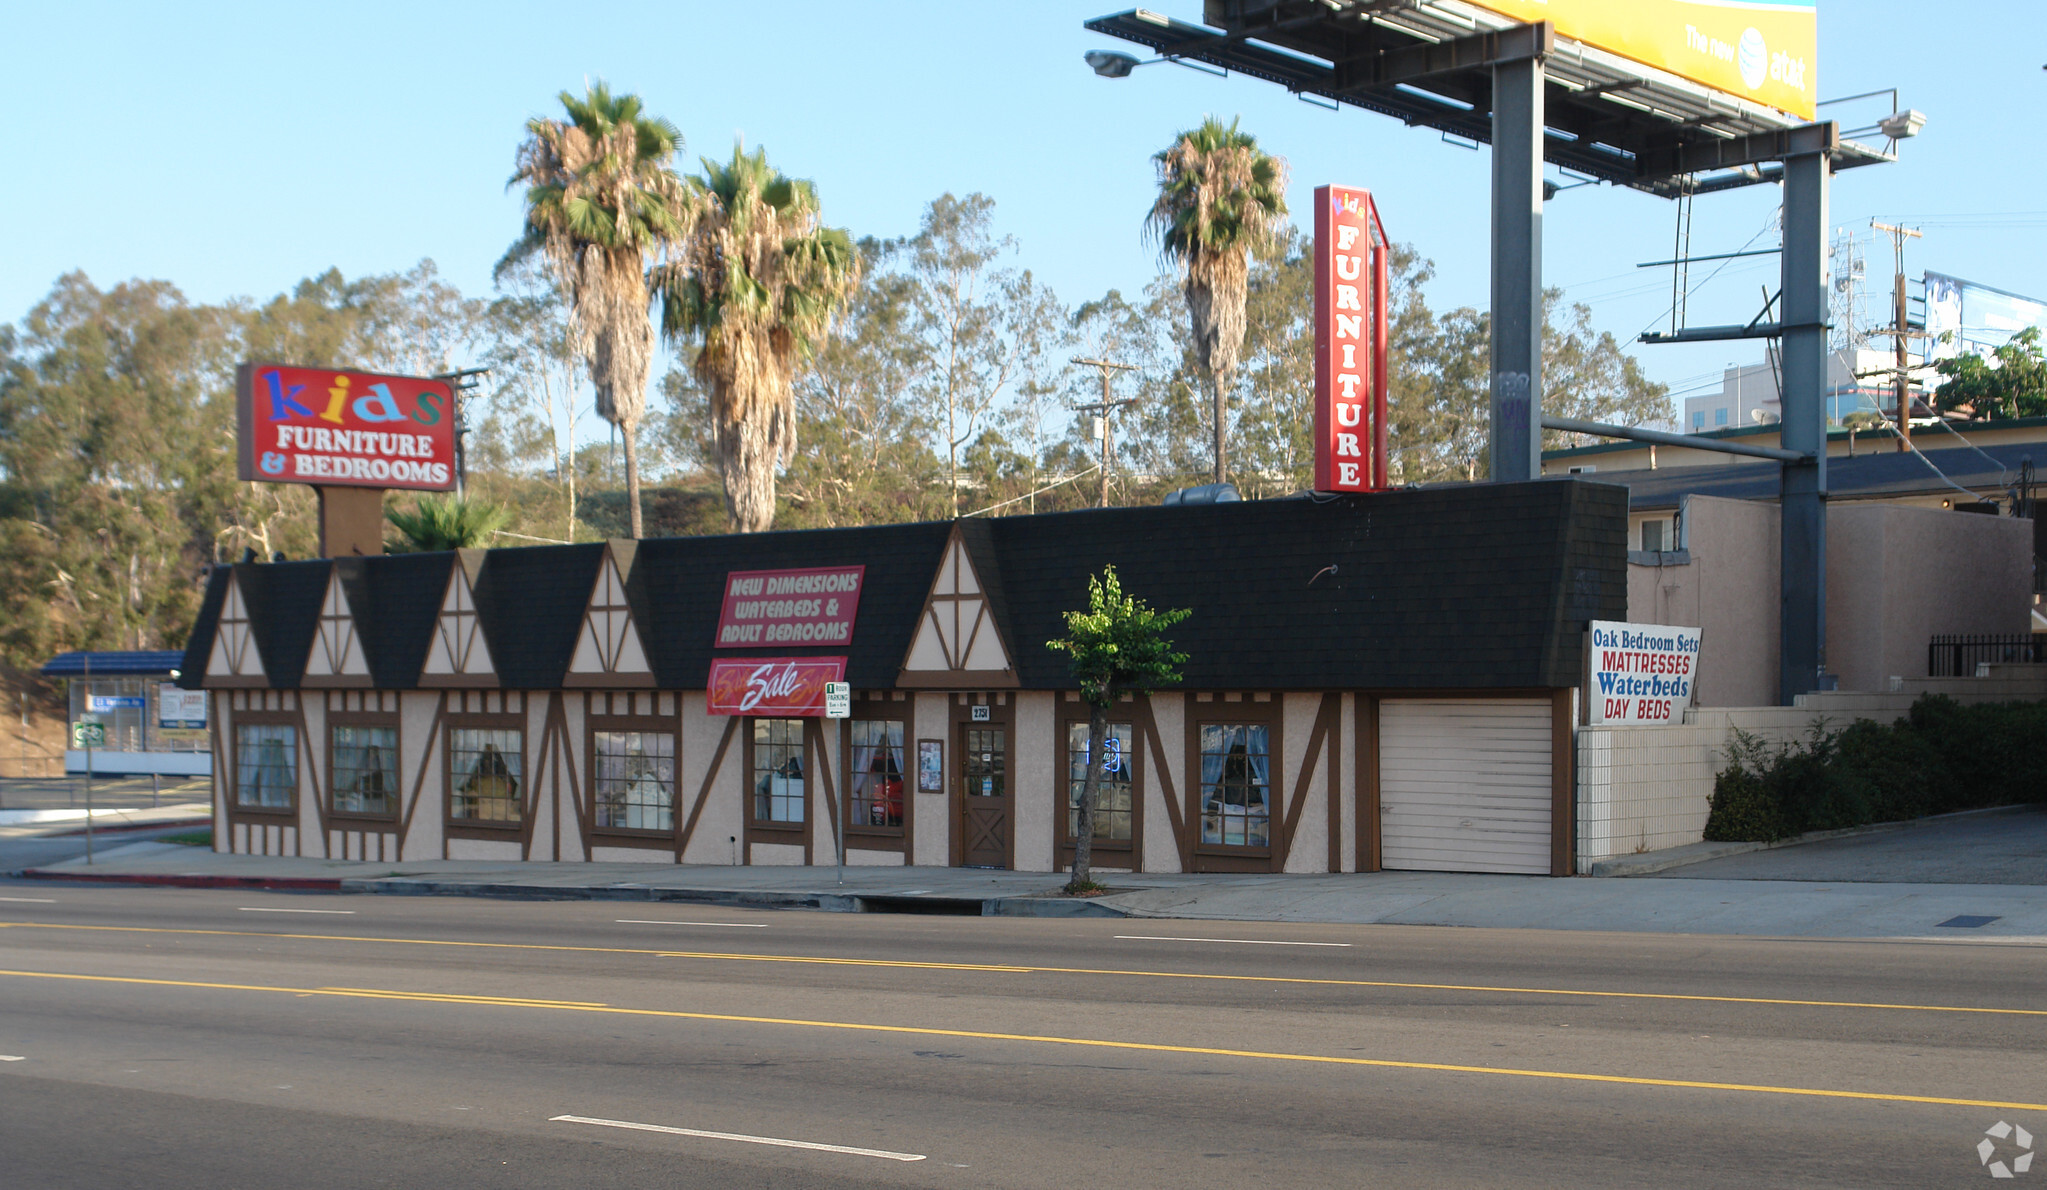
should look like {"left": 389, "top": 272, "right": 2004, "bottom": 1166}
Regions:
{"left": 185, "top": 480, "right": 1625, "bottom": 877}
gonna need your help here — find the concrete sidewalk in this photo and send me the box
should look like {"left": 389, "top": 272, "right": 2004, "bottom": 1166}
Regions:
{"left": 12, "top": 842, "right": 2047, "bottom": 941}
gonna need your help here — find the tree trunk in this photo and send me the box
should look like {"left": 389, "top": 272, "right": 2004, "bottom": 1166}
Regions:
{"left": 717, "top": 407, "right": 781, "bottom": 533}
{"left": 1211, "top": 370, "right": 1228, "bottom": 484}
{"left": 620, "top": 420, "right": 643, "bottom": 540}
{"left": 1071, "top": 700, "right": 1108, "bottom": 890}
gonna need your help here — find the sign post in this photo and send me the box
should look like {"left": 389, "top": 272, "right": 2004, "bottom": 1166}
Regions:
{"left": 824, "top": 682, "right": 851, "bottom": 883}
{"left": 71, "top": 718, "right": 104, "bottom": 864}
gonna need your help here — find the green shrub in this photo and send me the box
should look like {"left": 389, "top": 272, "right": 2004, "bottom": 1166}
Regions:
{"left": 1704, "top": 696, "right": 2044, "bottom": 844}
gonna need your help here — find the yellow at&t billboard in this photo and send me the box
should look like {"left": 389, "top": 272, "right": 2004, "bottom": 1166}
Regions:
{"left": 1470, "top": 0, "right": 1816, "bottom": 120}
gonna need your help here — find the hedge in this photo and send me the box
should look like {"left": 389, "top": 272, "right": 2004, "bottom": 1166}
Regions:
{"left": 1702, "top": 695, "right": 2047, "bottom": 843}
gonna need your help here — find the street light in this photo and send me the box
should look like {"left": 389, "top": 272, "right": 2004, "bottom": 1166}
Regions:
{"left": 1084, "top": 50, "right": 1144, "bottom": 78}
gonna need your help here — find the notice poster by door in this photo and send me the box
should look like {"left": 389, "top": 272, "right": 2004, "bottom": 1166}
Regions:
{"left": 916, "top": 740, "right": 944, "bottom": 793}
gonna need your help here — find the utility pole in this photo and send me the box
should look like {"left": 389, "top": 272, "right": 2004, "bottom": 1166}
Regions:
{"left": 1871, "top": 221, "right": 1922, "bottom": 452}
{"left": 1070, "top": 357, "right": 1136, "bottom": 509}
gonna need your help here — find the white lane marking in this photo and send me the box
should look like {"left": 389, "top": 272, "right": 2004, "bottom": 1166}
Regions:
{"left": 615, "top": 920, "right": 768, "bottom": 928}
{"left": 236, "top": 907, "right": 356, "bottom": 915}
{"left": 0, "top": 1055, "right": 25, "bottom": 1061}
{"left": 551, "top": 1114, "right": 925, "bottom": 1162}
{"left": 0, "top": 897, "right": 56, "bottom": 903}
{"left": 1114, "top": 935, "right": 1351, "bottom": 947}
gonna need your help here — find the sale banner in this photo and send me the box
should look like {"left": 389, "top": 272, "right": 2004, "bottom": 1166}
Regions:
{"left": 715, "top": 567, "right": 864, "bottom": 647}
{"left": 236, "top": 363, "right": 457, "bottom": 491}
{"left": 1312, "top": 185, "right": 1390, "bottom": 493}
{"left": 706, "top": 658, "right": 847, "bottom": 717}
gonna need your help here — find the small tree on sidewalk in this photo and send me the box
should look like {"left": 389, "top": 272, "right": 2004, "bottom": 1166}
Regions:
{"left": 1046, "top": 565, "right": 1189, "bottom": 892}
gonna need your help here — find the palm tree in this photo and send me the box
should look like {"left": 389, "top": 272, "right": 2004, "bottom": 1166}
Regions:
{"left": 1147, "top": 117, "right": 1288, "bottom": 484}
{"left": 386, "top": 494, "right": 510, "bottom": 552}
{"left": 502, "top": 83, "right": 691, "bottom": 540}
{"left": 655, "top": 144, "right": 857, "bottom": 533}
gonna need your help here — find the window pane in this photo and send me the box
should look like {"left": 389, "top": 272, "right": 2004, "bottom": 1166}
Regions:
{"left": 1198, "top": 723, "right": 1270, "bottom": 847}
{"left": 848, "top": 720, "right": 905, "bottom": 828}
{"left": 752, "top": 718, "right": 805, "bottom": 823}
{"left": 450, "top": 728, "right": 522, "bottom": 821}
{"left": 1066, "top": 722, "right": 1134, "bottom": 842}
{"left": 594, "top": 730, "right": 675, "bottom": 831}
{"left": 332, "top": 724, "right": 397, "bottom": 815}
{"left": 235, "top": 724, "right": 296, "bottom": 808}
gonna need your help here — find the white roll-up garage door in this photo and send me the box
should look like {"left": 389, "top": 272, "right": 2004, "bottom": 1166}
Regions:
{"left": 1379, "top": 699, "right": 1553, "bottom": 875}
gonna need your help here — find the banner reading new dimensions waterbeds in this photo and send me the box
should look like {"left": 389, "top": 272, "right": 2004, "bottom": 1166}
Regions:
{"left": 1468, "top": 0, "right": 1816, "bottom": 121}
{"left": 1588, "top": 620, "right": 1702, "bottom": 725}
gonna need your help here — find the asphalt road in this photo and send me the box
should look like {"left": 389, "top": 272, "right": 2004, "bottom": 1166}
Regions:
{"left": 1, "top": 885, "right": 2041, "bottom": 1188}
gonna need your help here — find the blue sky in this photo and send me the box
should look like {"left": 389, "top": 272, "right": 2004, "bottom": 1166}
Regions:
{"left": 6, "top": 1, "right": 2043, "bottom": 418}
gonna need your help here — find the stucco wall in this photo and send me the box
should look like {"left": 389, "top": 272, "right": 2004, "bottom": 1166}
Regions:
{"left": 1629, "top": 495, "right": 2032, "bottom": 703}
{"left": 1827, "top": 504, "right": 2033, "bottom": 692}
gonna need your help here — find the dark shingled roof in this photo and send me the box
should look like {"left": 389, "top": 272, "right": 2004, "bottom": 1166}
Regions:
{"left": 182, "top": 478, "right": 1626, "bottom": 693}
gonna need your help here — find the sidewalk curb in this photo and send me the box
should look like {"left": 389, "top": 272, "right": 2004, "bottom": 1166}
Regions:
{"left": 13, "top": 870, "right": 343, "bottom": 892}
{"left": 2, "top": 867, "right": 1129, "bottom": 917}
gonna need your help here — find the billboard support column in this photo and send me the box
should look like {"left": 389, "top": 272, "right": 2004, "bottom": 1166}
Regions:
{"left": 317, "top": 485, "right": 385, "bottom": 558}
{"left": 1489, "top": 44, "right": 1546, "bottom": 483}
{"left": 1779, "top": 133, "right": 1832, "bottom": 703}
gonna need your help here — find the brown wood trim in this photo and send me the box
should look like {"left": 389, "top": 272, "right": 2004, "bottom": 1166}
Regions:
{"left": 1054, "top": 706, "right": 1141, "bottom": 873}
{"left": 1277, "top": 695, "right": 1337, "bottom": 869}
{"left": 677, "top": 715, "right": 740, "bottom": 858}
{"left": 293, "top": 700, "right": 323, "bottom": 855}
{"left": 842, "top": 701, "right": 910, "bottom": 851}
{"left": 323, "top": 708, "right": 401, "bottom": 827}
{"left": 583, "top": 710, "right": 677, "bottom": 851}
{"left": 1327, "top": 695, "right": 1344, "bottom": 873}
{"left": 209, "top": 696, "right": 229, "bottom": 843}
{"left": 949, "top": 694, "right": 1017, "bottom": 869}
{"left": 1552, "top": 687, "right": 1575, "bottom": 877}
{"left": 809, "top": 720, "right": 836, "bottom": 867}
{"left": 442, "top": 711, "right": 528, "bottom": 845}
{"left": 1181, "top": 693, "right": 1284, "bottom": 874}
{"left": 894, "top": 669, "right": 1020, "bottom": 689}
{"left": 223, "top": 709, "right": 300, "bottom": 825}
{"left": 742, "top": 715, "right": 815, "bottom": 862}
{"left": 1357, "top": 695, "right": 1382, "bottom": 873}
{"left": 1129, "top": 694, "right": 1187, "bottom": 873}
{"left": 397, "top": 693, "right": 449, "bottom": 853}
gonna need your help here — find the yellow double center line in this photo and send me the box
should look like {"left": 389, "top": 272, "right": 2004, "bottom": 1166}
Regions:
{"left": 3, "top": 966, "right": 2044, "bottom": 1114}
{"left": 2, "top": 920, "right": 2041, "bottom": 1018}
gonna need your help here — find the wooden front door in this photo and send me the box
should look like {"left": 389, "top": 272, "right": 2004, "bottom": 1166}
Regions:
{"left": 959, "top": 724, "right": 1010, "bottom": 868}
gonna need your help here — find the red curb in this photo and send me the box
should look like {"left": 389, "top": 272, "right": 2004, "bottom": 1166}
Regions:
{"left": 16, "top": 871, "right": 343, "bottom": 892}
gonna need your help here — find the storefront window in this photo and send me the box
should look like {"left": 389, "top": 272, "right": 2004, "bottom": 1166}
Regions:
{"left": 235, "top": 723, "right": 296, "bottom": 809}
{"left": 1066, "top": 722, "right": 1134, "bottom": 841}
{"left": 331, "top": 724, "right": 397, "bottom": 815}
{"left": 1198, "top": 723, "right": 1270, "bottom": 847}
{"left": 849, "top": 720, "right": 904, "bottom": 828}
{"left": 752, "top": 718, "right": 805, "bottom": 823}
{"left": 594, "top": 730, "right": 675, "bottom": 832}
{"left": 450, "top": 728, "right": 522, "bottom": 821}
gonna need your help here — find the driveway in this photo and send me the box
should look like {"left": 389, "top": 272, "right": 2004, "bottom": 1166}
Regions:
{"left": 1652, "top": 804, "right": 2047, "bottom": 884}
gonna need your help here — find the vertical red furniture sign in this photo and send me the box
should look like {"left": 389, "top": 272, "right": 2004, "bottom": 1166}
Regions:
{"left": 1313, "top": 185, "right": 1391, "bottom": 493}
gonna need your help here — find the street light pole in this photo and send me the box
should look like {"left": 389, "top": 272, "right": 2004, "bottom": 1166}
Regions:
{"left": 1070, "top": 357, "right": 1136, "bottom": 509}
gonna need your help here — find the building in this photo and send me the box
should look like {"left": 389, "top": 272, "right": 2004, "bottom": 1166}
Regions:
{"left": 39, "top": 651, "right": 212, "bottom": 777}
{"left": 179, "top": 481, "right": 1626, "bottom": 877}
{"left": 1676, "top": 350, "right": 1918, "bottom": 434}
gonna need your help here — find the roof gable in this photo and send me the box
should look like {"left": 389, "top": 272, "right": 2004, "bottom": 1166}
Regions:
{"left": 301, "top": 566, "right": 372, "bottom": 687}
{"left": 203, "top": 570, "right": 267, "bottom": 688}
{"left": 418, "top": 560, "right": 496, "bottom": 687}
{"left": 899, "top": 526, "right": 1017, "bottom": 687}
{"left": 564, "top": 543, "right": 654, "bottom": 687}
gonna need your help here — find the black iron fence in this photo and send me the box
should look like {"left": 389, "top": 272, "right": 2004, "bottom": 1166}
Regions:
{"left": 1928, "top": 634, "right": 2046, "bottom": 678}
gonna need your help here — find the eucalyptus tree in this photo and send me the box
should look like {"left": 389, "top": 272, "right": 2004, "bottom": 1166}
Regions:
{"left": 1147, "top": 117, "right": 1288, "bottom": 484}
{"left": 656, "top": 144, "right": 857, "bottom": 533}
{"left": 503, "top": 83, "right": 690, "bottom": 540}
